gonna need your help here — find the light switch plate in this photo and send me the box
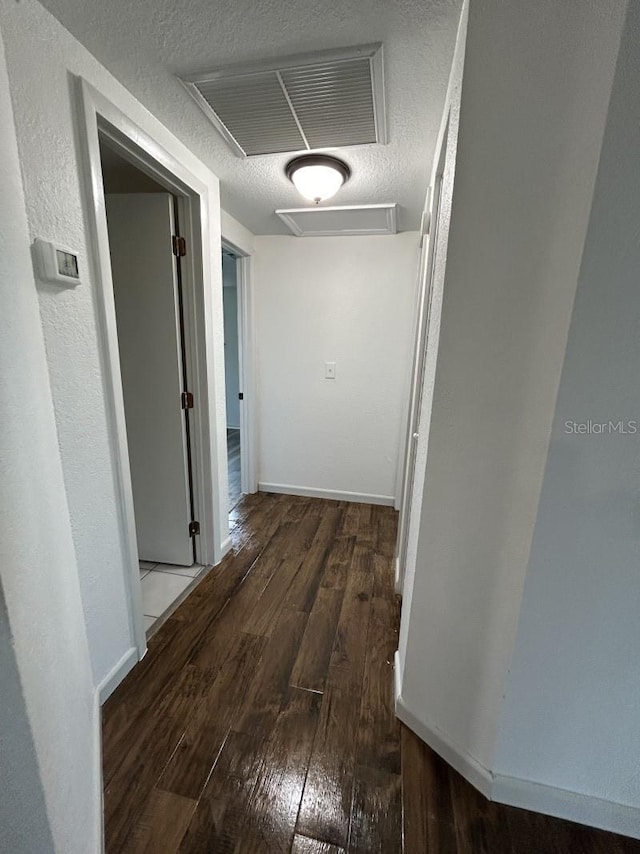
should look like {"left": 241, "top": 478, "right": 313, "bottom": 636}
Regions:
{"left": 325, "top": 361, "right": 336, "bottom": 379}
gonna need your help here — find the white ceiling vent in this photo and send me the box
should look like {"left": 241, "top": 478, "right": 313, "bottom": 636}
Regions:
{"left": 181, "top": 44, "right": 387, "bottom": 157}
{"left": 276, "top": 204, "right": 397, "bottom": 237}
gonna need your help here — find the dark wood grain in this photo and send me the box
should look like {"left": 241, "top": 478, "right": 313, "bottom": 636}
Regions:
{"left": 291, "top": 834, "right": 345, "bottom": 853}
{"left": 296, "top": 560, "right": 374, "bottom": 847}
{"left": 372, "top": 553, "right": 396, "bottom": 600}
{"left": 103, "top": 663, "right": 216, "bottom": 852}
{"left": 321, "top": 534, "right": 356, "bottom": 590}
{"left": 176, "top": 730, "right": 265, "bottom": 853}
{"left": 245, "top": 553, "right": 304, "bottom": 637}
{"left": 402, "top": 724, "right": 458, "bottom": 854}
{"left": 103, "top": 492, "right": 640, "bottom": 854}
{"left": 121, "top": 788, "right": 197, "bottom": 853}
{"left": 356, "top": 596, "right": 400, "bottom": 773}
{"left": 284, "top": 505, "right": 343, "bottom": 612}
{"left": 235, "top": 687, "right": 321, "bottom": 853}
{"left": 374, "top": 504, "right": 398, "bottom": 558}
{"left": 348, "top": 763, "right": 402, "bottom": 853}
{"left": 233, "top": 608, "right": 309, "bottom": 736}
{"left": 290, "top": 586, "right": 344, "bottom": 693}
{"left": 156, "top": 631, "right": 266, "bottom": 799}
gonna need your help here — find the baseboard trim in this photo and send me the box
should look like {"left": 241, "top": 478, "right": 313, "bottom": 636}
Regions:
{"left": 94, "top": 691, "right": 105, "bottom": 853}
{"left": 394, "top": 556, "right": 402, "bottom": 595}
{"left": 395, "top": 690, "right": 493, "bottom": 798}
{"left": 493, "top": 773, "right": 640, "bottom": 841}
{"left": 97, "top": 645, "right": 138, "bottom": 705}
{"left": 258, "top": 482, "right": 395, "bottom": 506}
{"left": 393, "top": 650, "right": 403, "bottom": 706}
{"left": 218, "top": 535, "right": 233, "bottom": 562}
{"left": 394, "top": 670, "right": 640, "bottom": 840}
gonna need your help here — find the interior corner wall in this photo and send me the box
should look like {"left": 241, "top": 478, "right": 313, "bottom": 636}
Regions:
{"left": 493, "top": 2, "right": 640, "bottom": 834}
{"left": 0, "top": 20, "right": 99, "bottom": 852}
{"left": 397, "top": 0, "right": 627, "bottom": 777}
{"left": 254, "top": 232, "right": 419, "bottom": 504}
{"left": 0, "top": 0, "right": 225, "bottom": 690}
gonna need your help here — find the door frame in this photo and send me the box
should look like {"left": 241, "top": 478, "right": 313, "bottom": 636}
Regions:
{"left": 221, "top": 235, "right": 258, "bottom": 496}
{"left": 76, "top": 78, "right": 230, "bottom": 666}
{"left": 394, "top": 116, "right": 449, "bottom": 595}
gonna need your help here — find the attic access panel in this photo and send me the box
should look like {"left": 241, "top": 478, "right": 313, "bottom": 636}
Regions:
{"left": 276, "top": 203, "right": 397, "bottom": 237}
{"left": 181, "top": 44, "right": 387, "bottom": 157}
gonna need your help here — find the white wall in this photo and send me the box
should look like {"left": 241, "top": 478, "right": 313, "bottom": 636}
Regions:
{"left": 223, "top": 254, "right": 241, "bottom": 429}
{"left": 0, "top": 0, "right": 226, "bottom": 691}
{"left": 254, "top": 233, "right": 418, "bottom": 505}
{"left": 0, "top": 22, "right": 99, "bottom": 851}
{"left": 494, "top": 2, "right": 640, "bottom": 832}
{"left": 397, "top": 0, "right": 627, "bottom": 787}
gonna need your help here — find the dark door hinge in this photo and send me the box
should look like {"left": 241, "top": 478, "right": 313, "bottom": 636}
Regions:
{"left": 181, "top": 391, "right": 194, "bottom": 409}
{"left": 238, "top": 392, "right": 244, "bottom": 400}
{"left": 172, "top": 235, "right": 187, "bottom": 257}
{"left": 189, "top": 520, "right": 200, "bottom": 537}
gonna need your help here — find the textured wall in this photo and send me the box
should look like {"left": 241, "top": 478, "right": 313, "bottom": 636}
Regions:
{"left": 399, "top": 0, "right": 626, "bottom": 778}
{"left": 495, "top": 1, "right": 640, "bottom": 824}
{"left": 254, "top": 233, "right": 418, "bottom": 503}
{"left": 0, "top": 21, "right": 99, "bottom": 850}
{"left": 0, "top": 0, "right": 226, "bottom": 690}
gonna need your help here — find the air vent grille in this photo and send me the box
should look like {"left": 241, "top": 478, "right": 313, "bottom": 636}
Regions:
{"left": 181, "top": 44, "right": 386, "bottom": 157}
{"left": 280, "top": 60, "right": 376, "bottom": 149}
{"left": 195, "top": 75, "right": 306, "bottom": 155}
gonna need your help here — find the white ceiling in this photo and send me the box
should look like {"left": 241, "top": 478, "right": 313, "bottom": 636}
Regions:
{"left": 39, "top": 0, "right": 462, "bottom": 234}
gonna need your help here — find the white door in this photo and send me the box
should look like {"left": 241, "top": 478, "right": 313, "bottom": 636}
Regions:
{"left": 106, "top": 193, "right": 194, "bottom": 566}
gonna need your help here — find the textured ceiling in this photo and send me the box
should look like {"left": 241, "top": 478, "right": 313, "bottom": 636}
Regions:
{"left": 39, "top": 0, "right": 462, "bottom": 234}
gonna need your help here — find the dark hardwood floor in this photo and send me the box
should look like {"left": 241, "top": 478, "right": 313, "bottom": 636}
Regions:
{"left": 102, "top": 492, "right": 640, "bottom": 853}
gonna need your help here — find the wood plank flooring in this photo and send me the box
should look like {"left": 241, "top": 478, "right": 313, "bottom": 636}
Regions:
{"left": 103, "top": 492, "right": 640, "bottom": 853}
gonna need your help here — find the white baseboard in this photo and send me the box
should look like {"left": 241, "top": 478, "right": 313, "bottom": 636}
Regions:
{"left": 493, "top": 773, "right": 640, "bottom": 841}
{"left": 97, "top": 645, "right": 138, "bottom": 704}
{"left": 394, "top": 658, "right": 640, "bottom": 840}
{"left": 393, "top": 650, "right": 403, "bottom": 705}
{"left": 218, "top": 535, "right": 233, "bottom": 562}
{"left": 93, "top": 691, "right": 105, "bottom": 853}
{"left": 394, "top": 556, "right": 402, "bottom": 595}
{"left": 395, "top": 690, "right": 493, "bottom": 797}
{"left": 258, "top": 482, "right": 395, "bottom": 506}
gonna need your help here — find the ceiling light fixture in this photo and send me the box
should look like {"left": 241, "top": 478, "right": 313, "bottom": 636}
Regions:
{"left": 286, "top": 154, "right": 351, "bottom": 204}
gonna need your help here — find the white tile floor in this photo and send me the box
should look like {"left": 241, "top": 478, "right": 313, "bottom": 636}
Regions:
{"left": 139, "top": 561, "right": 206, "bottom": 633}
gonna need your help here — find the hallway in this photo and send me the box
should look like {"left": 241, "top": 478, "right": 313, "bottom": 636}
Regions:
{"left": 102, "top": 493, "right": 640, "bottom": 853}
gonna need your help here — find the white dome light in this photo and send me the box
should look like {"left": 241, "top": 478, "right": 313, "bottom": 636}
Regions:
{"left": 286, "top": 155, "right": 351, "bottom": 204}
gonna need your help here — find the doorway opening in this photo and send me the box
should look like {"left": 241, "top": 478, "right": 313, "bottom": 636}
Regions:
{"left": 99, "top": 138, "right": 207, "bottom": 636}
{"left": 222, "top": 248, "right": 242, "bottom": 510}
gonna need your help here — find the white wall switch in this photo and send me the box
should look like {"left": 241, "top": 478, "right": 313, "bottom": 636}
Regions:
{"left": 325, "top": 361, "right": 336, "bottom": 379}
